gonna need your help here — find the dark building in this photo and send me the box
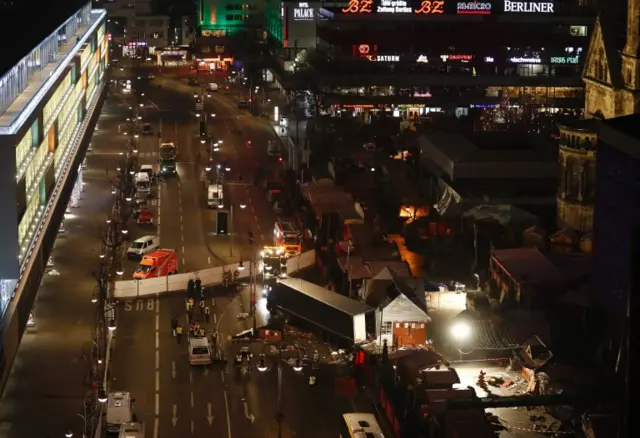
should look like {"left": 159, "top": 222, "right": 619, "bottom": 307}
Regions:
{"left": 593, "top": 114, "right": 640, "bottom": 315}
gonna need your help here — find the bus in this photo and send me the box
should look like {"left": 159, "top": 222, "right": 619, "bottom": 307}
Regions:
{"left": 339, "top": 413, "right": 385, "bottom": 438}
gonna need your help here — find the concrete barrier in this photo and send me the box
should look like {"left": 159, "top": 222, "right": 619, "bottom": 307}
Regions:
{"left": 113, "top": 252, "right": 315, "bottom": 298}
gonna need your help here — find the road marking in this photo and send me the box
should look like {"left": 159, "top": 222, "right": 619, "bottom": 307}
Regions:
{"left": 182, "top": 257, "right": 186, "bottom": 265}
{"left": 172, "top": 404, "right": 178, "bottom": 427}
{"left": 172, "top": 361, "right": 177, "bottom": 378}
{"left": 260, "top": 234, "right": 264, "bottom": 241}
{"left": 207, "top": 402, "right": 214, "bottom": 425}
{"left": 208, "top": 256, "right": 211, "bottom": 264}
{"left": 191, "top": 420, "right": 195, "bottom": 434}
{"left": 191, "top": 391, "right": 194, "bottom": 408}
{"left": 154, "top": 418, "right": 159, "bottom": 438}
{"left": 156, "top": 350, "right": 159, "bottom": 369}
{"left": 155, "top": 313, "right": 159, "bottom": 330}
{"left": 220, "top": 370, "right": 225, "bottom": 383}
{"left": 254, "top": 215, "right": 258, "bottom": 221}
{"left": 155, "top": 393, "right": 160, "bottom": 416}
{"left": 156, "top": 370, "right": 160, "bottom": 389}
{"left": 223, "top": 391, "right": 232, "bottom": 438}
{"left": 190, "top": 370, "right": 193, "bottom": 384}
{"left": 212, "top": 297, "right": 216, "bottom": 307}
{"left": 213, "top": 314, "right": 217, "bottom": 324}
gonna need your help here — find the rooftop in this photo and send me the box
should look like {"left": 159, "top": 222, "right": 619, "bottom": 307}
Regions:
{"left": 599, "top": 114, "right": 640, "bottom": 160}
{"left": 419, "top": 131, "right": 558, "bottom": 181}
{"left": 277, "top": 278, "right": 373, "bottom": 317}
{"left": 0, "top": 0, "right": 89, "bottom": 78}
{"left": 0, "top": 4, "right": 106, "bottom": 134}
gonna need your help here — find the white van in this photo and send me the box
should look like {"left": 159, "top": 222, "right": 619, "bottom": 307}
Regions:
{"left": 207, "top": 82, "right": 219, "bottom": 91}
{"left": 127, "top": 235, "right": 160, "bottom": 259}
{"left": 119, "top": 422, "right": 145, "bottom": 438}
{"left": 135, "top": 172, "right": 151, "bottom": 195}
{"left": 106, "top": 391, "right": 134, "bottom": 433}
{"left": 189, "top": 337, "right": 212, "bottom": 365}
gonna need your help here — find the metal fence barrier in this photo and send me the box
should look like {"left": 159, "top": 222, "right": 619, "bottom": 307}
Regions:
{"left": 113, "top": 250, "right": 316, "bottom": 298}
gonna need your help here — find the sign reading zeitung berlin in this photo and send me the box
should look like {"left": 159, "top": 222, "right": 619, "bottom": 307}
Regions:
{"left": 504, "top": 1, "right": 554, "bottom": 12}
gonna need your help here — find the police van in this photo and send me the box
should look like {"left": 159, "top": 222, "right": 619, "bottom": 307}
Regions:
{"left": 189, "top": 337, "right": 212, "bottom": 365}
{"left": 106, "top": 391, "right": 134, "bottom": 433}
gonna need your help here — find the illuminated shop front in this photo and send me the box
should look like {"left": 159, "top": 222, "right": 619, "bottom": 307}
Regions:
{"left": 0, "top": 1, "right": 108, "bottom": 390}
{"left": 155, "top": 47, "right": 190, "bottom": 66}
{"left": 122, "top": 41, "right": 147, "bottom": 57}
{"left": 194, "top": 42, "right": 233, "bottom": 71}
{"left": 329, "top": 103, "right": 443, "bottom": 120}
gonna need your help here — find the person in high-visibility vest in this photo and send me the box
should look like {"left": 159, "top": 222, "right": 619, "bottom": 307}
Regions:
{"left": 176, "top": 325, "right": 183, "bottom": 344}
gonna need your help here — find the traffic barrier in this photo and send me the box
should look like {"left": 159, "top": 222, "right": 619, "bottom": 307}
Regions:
{"left": 113, "top": 250, "right": 316, "bottom": 298}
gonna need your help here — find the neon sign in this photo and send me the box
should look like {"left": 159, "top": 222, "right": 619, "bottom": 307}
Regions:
{"left": 551, "top": 56, "right": 579, "bottom": 64}
{"left": 415, "top": 0, "right": 445, "bottom": 13}
{"left": 370, "top": 55, "right": 400, "bottom": 62}
{"left": 293, "top": 2, "right": 315, "bottom": 20}
{"left": 504, "top": 1, "right": 554, "bottom": 12}
{"left": 457, "top": 1, "right": 491, "bottom": 14}
{"left": 510, "top": 56, "right": 541, "bottom": 63}
{"left": 441, "top": 54, "right": 472, "bottom": 61}
{"left": 378, "top": 0, "right": 412, "bottom": 13}
{"left": 342, "top": 0, "right": 373, "bottom": 13}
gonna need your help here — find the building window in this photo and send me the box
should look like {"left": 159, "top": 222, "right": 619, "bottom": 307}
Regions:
{"left": 134, "top": 20, "right": 145, "bottom": 27}
{"left": 226, "top": 14, "right": 234, "bottom": 21}
{"left": 570, "top": 26, "right": 587, "bottom": 37}
{"left": 381, "top": 322, "right": 392, "bottom": 335}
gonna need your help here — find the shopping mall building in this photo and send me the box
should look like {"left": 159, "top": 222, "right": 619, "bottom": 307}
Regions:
{"left": 0, "top": 2, "right": 108, "bottom": 387}
{"left": 265, "top": 0, "right": 600, "bottom": 117}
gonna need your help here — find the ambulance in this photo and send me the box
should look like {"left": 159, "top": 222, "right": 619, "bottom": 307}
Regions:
{"left": 133, "top": 249, "right": 178, "bottom": 279}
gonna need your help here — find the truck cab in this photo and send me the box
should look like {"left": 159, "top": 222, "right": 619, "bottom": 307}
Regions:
{"left": 133, "top": 249, "right": 178, "bottom": 279}
{"left": 274, "top": 219, "right": 302, "bottom": 255}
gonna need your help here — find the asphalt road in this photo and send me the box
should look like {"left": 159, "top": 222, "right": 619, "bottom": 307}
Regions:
{"left": 114, "top": 62, "right": 281, "bottom": 277}
{"left": 111, "top": 283, "right": 375, "bottom": 438}
{"left": 0, "top": 91, "right": 130, "bottom": 437}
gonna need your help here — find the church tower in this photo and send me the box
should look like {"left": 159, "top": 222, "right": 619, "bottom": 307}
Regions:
{"left": 557, "top": 0, "right": 640, "bottom": 235}
{"left": 621, "top": 0, "right": 640, "bottom": 112}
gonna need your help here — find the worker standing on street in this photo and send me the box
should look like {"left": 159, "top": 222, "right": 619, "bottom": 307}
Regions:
{"left": 199, "top": 300, "right": 205, "bottom": 314}
{"left": 204, "top": 306, "right": 211, "bottom": 323}
{"left": 171, "top": 317, "right": 178, "bottom": 336}
{"left": 176, "top": 325, "right": 183, "bottom": 343}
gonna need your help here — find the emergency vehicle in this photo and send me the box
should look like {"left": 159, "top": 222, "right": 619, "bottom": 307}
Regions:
{"left": 260, "top": 246, "right": 287, "bottom": 280}
{"left": 133, "top": 249, "right": 178, "bottom": 279}
{"left": 273, "top": 219, "right": 302, "bottom": 256}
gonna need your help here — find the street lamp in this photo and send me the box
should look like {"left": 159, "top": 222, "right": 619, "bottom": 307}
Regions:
{"left": 211, "top": 113, "right": 216, "bottom": 118}
{"left": 450, "top": 321, "right": 471, "bottom": 341}
{"left": 65, "top": 431, "right": 73, "bottom": 438}
{"left": 116, "top": 266, "right": 124, "bottom": 276}
{"left": 238, "top": 261, "right": 245, "bottom": 271}
{"left": 121, "top": 229, "right": 129, "bottom": 235}
{"left": 108, "top": 318, "right": 116, "bottom": 331}
{"left": 240, "top": 200, "right": 246, "bottom": 209}
{"left": 98, "top": 388, "right": 108, "bottom": 403}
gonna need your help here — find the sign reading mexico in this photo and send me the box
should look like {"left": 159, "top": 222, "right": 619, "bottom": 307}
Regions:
{"left": 293, "top": 2, "right": 315, "bottom": 19}
{"left": 504, "top": 0, "right": 554, "bottom": 13}
{"left": 457, "top": 1, "right": 492, "bottom": 14}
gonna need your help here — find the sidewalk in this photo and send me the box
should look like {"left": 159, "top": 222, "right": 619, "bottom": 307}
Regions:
{"left": 0, "top": 95, "right": 128, "bottom": 438}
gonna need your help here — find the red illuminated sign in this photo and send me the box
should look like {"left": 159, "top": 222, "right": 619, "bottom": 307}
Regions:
{"left": 342, "top": 0, "right": 373, "bottom": 13}
{"left": 415, "top": 0, "right": 444, "bottom": 14}
{"left": 446, "top": 54, "right": 472, "bottom": 61}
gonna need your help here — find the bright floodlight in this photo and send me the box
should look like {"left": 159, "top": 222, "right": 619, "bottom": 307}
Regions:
{"left": 257, "top": 359, "right": 267, "bottom": 372}
{"left": 240, "top": 201, "right": 246, "bottom": 209}
{"left": 238, "top": 262, "right": 245, "bottom": 271}
{"left": 98, "top": 389, "right": 108, "bottom": 403}
{"left": 293, "top": 360, "right": 303, "bottom": 372}
{"left": 116, "top": 267, "right": 124, "bottom": 276}
{"left": 108, "top": 319, "right": 117, "bottom": 331}
{"left": 65, "top": 431, "right": 73, "bottom": 438}
{"left": 450, "top": 321, "right": 471, "bottom": 341}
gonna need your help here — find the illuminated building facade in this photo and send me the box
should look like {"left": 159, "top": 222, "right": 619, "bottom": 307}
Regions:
{"left": 197, "top": 0, "right": 264, "bottom": 36}
{"left": 0, "top": 2, "right": 108, "bottom": 388}
{"left": 265, "top": 0, "right": 596, "bottom": 112}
